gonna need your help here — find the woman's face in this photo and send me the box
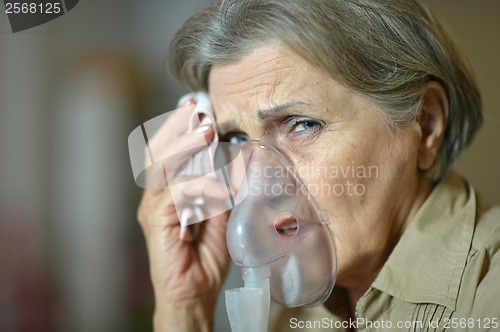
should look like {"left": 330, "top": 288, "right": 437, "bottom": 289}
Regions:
{"left": 209, "top": 44, "right": 423, "bottom": 288}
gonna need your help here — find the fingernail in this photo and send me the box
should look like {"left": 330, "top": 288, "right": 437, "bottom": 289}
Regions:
{"left": 182, "top": 98, "right": 196, "bottom": 107}
{"left": 192, "top": 197, "right": 204, "bottom": 205}
{"left": 179, "top": 226, "right": 193, "bottom": 242}
{"left": 194, "top": 125, "right": 211, "bottom": 133}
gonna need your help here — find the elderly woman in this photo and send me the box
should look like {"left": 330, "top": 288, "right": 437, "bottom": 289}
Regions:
{"left": 137, "top": 0, "right": 499, "bottom": 331}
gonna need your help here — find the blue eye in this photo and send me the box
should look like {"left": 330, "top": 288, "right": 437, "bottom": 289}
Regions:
{"left": 289, "top": 118, "right": 323, "bottom": 135}
{"left": 224, "top": 133, "right": 250, "bottom": 145}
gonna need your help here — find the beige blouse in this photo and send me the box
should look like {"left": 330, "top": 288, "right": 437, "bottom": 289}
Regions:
{"left": 270, "top": 171, "right": 500, "bottom": 331}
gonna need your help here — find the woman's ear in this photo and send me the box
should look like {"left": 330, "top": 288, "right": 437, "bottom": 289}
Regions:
{"left": 417, "top": 81, "right": 449, "bottom": 171}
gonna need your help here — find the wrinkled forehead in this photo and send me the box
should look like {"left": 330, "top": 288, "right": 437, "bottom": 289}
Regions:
{"left": 207, "top": 44, "right": 327, "bottom": 135}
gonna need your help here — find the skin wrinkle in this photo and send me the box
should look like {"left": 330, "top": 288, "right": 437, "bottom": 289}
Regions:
{"left": 208, "top": 44, "right": 435, "bottom": 316}
{"left": 214, "top": 59, "right": 296, "bottom": 101}
{"left": 144, "top": 3, "right": 485, "bottom": 329}
{"left": 257, "top": 101, "right": 311, "bottom": 121}
{"left": 172, "top": 0, "right": 482, "bottom": 180}
{"left": 211, "top": 49, "right": 307, "bottom": 139}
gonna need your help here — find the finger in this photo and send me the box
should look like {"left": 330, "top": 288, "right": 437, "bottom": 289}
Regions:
{"left": 139, "top": 104, "right": 197, "bottom": 186}
{"left": 142, "top": 126, "right": 215, "bottom": 188}
{"left": 147, "top": 103, "right": 196, "bottom": 148}
{"left": 140, "top": 174, "right": 228, "bottom": 220}
{"left": 180, "top": 98, "right": 196, "bottom": 107}
{"left": 179, "top": 224, "right": 200, "bottom": 242}
{"left": 149, "top": 121, "right": 214, "bottom": 160}
{"left": 181, "top": 176, "right": 235, "bottom": 201}
{"left": 168, "top": 176, "right": 233, "bottom": 226}
{"left": 137, "top": 188, "right": 179, "bottom": 232}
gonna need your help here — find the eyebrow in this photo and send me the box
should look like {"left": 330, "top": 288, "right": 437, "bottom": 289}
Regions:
{"left": 217, "top": 100, "right": 310, "bottom": 135}
{"left": 257, "top": 101, "right": 310, "bottom": 120}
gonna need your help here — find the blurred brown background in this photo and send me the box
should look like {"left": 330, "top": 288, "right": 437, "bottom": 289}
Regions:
{"left": 0, "top": 1, "right": 498, "bottom": 332}
{"left": 424, "top": 0, "right": 500, "bottom": 204}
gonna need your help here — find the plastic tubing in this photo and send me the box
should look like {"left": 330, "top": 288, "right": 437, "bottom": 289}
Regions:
{"left": 225, "top": 266, "right": 271, "bottom": 332}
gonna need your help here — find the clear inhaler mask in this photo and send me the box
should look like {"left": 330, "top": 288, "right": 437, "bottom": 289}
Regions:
{"left": 128, "top": 92, "right": 337, "bottom": 332}
{"left": 224, "top": 140, "right": 337, "bottom": 331}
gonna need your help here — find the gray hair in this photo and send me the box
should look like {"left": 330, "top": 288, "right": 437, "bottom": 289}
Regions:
{"left": 169, "top": 0, "right": 482, "bottom": 180}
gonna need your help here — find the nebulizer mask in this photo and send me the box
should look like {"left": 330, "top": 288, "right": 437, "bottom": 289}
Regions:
{"left": 223, "top": 140, "right": 337, "bottom": 332}
{"left": 128, "top": 93, "right": 337, "bottom": 332}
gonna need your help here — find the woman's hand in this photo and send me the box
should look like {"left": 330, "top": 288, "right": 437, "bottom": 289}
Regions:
{"left": 137, "top": 103, "right": 231, "bottom": 332}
